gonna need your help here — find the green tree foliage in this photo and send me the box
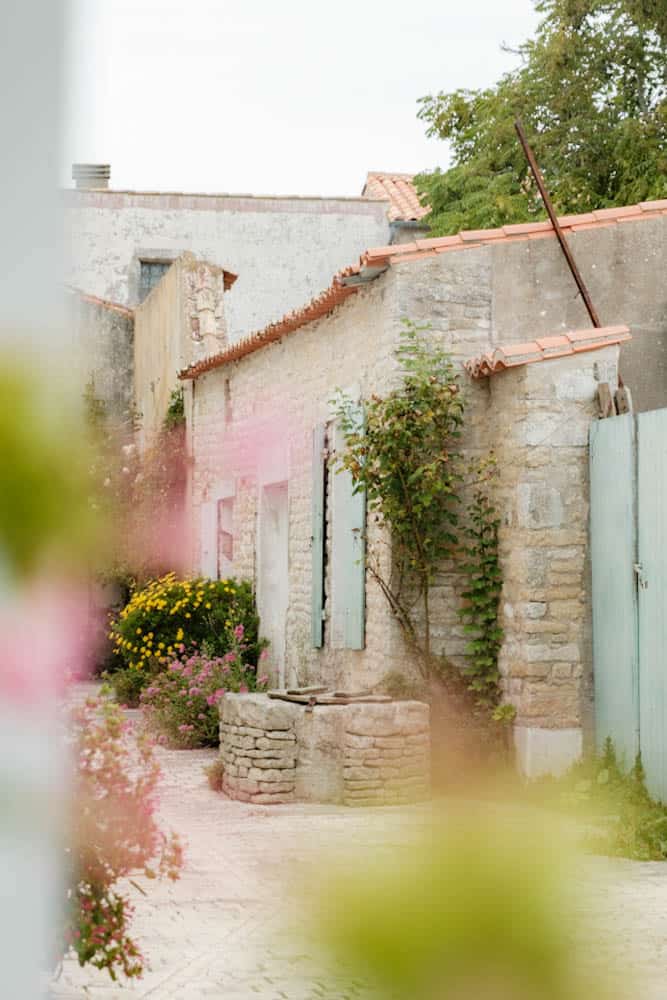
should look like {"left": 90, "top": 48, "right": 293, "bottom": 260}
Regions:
{"left": 416, "top": 0, "right": 667, "bottom": 235}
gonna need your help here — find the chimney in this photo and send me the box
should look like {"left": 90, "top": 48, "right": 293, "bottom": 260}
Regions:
{"left": 71, "top": 163, "right": 111, "bottom": 190}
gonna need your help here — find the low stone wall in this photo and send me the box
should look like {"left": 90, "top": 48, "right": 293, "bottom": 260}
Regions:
{"left": 220, "top": 696, "right": 298, "bottom": 804}
{"left": 343, "top": 702, "right": 430, "bottom": 806}
{"left": 219, "top": 694, "right": 430, "bottom": 807}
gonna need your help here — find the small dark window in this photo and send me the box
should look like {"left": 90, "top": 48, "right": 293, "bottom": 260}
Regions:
{"left": 139, "top": 260, "right": 172, "bottom": 302}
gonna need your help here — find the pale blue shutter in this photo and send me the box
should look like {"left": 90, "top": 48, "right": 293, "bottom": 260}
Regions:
{"left": 331, "top": 403, "right": 366, "bottom": 650}
{"left": 311, "top": 423, "right": 326, "bottom": 647}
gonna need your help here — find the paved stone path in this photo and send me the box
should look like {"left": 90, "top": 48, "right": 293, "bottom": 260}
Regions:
{"left": 51, "top": 692, "right": 667, "bottom": 998}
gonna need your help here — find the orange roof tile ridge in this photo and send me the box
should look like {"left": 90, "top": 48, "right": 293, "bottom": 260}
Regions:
{"left": 66, "top": 285, "right": 134, "bottom": 317}
{"left": 363, "top": 198, "right": 667, "bottom": 267}
{"left": 179, "top": 270, "right": 359, "bottom": 381}
{"left": 179, "top": 196, "right": 661, "bottom": 382}
{"left": 465, "top": 325, "right": 631, "bottom": 378}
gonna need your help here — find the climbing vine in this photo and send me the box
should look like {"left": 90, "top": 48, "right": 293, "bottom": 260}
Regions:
{"left": 458, "top": 467, "right": 505, "bottom": 712}
{"left": 334, "top": 321, "right": 464, "bottom": 681}
{"left": 335, "top": 322, "right": 506, "bottom": 714}
{"left": 163, "top": 387, "right": 185, "bottom": 431}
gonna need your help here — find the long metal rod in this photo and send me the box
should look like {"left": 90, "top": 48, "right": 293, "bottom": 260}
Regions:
{"left": 515, "top": 119, "right": 602, "bottom": 328}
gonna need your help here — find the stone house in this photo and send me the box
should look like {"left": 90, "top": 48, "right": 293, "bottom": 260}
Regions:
{"left": 179, "top": 200, "right": 667, "bottom": 777}
{"left": 66, "top": 166, "right": 423, "bottom": 425}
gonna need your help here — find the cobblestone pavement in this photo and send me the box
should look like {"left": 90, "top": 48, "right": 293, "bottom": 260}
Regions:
{"left": 51, "top": 692, "right": 667, "bottom": 999}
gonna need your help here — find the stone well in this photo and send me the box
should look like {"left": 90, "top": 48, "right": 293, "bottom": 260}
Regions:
{"left": 219, "top": 693, "right": 430, "bottom": 806}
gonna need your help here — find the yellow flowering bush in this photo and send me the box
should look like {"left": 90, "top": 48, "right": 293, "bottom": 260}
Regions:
{"left": 109, "top": 574, "right": 265, "bottom": 699}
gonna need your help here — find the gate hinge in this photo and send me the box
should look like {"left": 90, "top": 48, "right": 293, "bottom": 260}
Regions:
{"left": 634, "top": 563, "right": 648, "bottom": 589}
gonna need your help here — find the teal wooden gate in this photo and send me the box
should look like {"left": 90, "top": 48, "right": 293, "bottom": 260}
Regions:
{"left": 590, "top": 408, "right": 667, "bottom": 800}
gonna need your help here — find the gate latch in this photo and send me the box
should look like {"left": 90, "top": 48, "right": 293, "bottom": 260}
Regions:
{"left": 634, "top": 563, "right": 648, "bottom": 589}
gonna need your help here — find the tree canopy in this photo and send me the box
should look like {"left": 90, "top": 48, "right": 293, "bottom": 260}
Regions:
{"left": 415, "top": 0, "right": 667, "bottom": 235}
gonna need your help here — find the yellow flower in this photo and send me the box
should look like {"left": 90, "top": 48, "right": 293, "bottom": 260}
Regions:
{"left": 136, "top": 628, "right": 142, "bottom": 635}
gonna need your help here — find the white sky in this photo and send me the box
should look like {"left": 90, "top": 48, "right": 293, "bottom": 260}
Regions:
{"left": 63, "top": 0, "right": 539, "bottom": 197}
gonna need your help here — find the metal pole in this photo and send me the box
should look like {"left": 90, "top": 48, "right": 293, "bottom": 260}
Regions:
{"left": 515, "top": 119, "right": 602, "bottom": 329}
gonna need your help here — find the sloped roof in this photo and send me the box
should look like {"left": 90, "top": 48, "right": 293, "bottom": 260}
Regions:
{"left": 179, "top": 198, "right": 666, "bottom": 381}
{"left": 359, "top": 199, "right": 667, "bottom": 269}
{"left": 465, "top": 325, "right": 631, "bottom": 378}
{"left": 362, "top": 172, "right": 429, "bottom": 222}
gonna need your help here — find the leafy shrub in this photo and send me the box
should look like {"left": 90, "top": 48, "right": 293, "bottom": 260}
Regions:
{"left": 62, "top": 695, "right": 183, "bottom": 980}
{"left": 104, "top": 666, "right": 147, "bottom": 708}
{"left": 546, "top": 737, "right": 667, "bottom": 862}
{"left": 109, "top": 573, "right": 265, "bottom": 695}
{"left": 140, "top": 630, "right": 269, "bottom": 748}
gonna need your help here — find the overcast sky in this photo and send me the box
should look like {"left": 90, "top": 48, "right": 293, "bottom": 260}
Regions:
{"left": 63, "top": 0, "right": 539, "bottom": 197}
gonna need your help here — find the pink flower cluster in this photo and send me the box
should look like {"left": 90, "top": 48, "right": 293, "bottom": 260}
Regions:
{"left": 140, "top": 648, "right": 269, "bottom": 749}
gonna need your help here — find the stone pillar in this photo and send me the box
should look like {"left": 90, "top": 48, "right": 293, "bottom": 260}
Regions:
{"left": 489, "top": 346, "right": 620, "bottom": 776}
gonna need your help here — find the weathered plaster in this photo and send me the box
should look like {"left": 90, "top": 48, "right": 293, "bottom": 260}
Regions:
{"left": 65, "top": 190, "right": 390, "bottom": 340}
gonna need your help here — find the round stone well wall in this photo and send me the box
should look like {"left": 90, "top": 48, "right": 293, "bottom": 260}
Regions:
{"left": 219, "top": 694, "right": 430, "bottom": 806}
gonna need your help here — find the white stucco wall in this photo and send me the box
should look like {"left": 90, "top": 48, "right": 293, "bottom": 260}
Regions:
{"left": 65, "top": 190, "right": 390, "bottom": 341}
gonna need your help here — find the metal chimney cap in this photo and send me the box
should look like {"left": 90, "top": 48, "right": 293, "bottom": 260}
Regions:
{"left": 72, "top": 163, "right": 111, "bottom": 189}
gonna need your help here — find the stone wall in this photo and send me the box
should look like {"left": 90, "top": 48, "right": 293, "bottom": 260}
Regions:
{"left": 489, "top": 346, "right": 620, "bottom": 775}
{"left": 219, "top": 694, "right": 430, "bottom": 806}
{"left": 188, "top": 218, "right": 666, "bottom": 777}
{"left": 67, "top": 291, "right": 134, "bottom": 425}
{"left": 134, "top": 255, "right": 228, "bottom": 450}
{"left": 65, "top": 189, "right": 390, "bottom": 341}
{"left": 189, "top": 274, "right": 409, "bottom": 692}
{"left": 220, "top": 695, "right": 298, "bottom": 804}
{"left": 343, "top": 702, "right": 430, "bottom": 806}
{"left": 488, "top": 217, "right": 667, "bottom": 413}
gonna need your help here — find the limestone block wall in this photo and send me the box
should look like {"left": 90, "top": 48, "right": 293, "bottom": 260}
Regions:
{"left": 220, "top": 694, "right": 431, "bottom": 806}
{"left": 190, "top": 276, "right": 411, "bottom": 693}
{"left": 343, "top": 702, "right": 430, "bottom": 806}
{"left": 188, "top": 256, "right": 496, "bottom": 693}
{"left": 489, "top": 346, "right": 620, "bottom": 776}
{"left": 220, "top": 695, "right": 298, "bottom": 804}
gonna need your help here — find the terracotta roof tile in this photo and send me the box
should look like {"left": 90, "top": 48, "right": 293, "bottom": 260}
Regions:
{"left": 66, "top": 286, "right": 134, "bottom": 317}
{"left": 179, "top": 198, "right": 663, "bottom": 380}
{"left": 465, "top": 325, "right": 631, "bottom": 378}
{"left": 460, "top": 228, "right": 506, "bottom": 242}
{"left": 502, "top": 221, "right": 552, "bottom": 236}
{"left": 362, "top": 172, "right": 429, "bottom": 222}
{"left": 179, "top": 277, "right": 357, "bottom": 380}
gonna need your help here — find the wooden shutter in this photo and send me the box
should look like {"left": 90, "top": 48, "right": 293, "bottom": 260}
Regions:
{"left": 200, "top": 500, "right": 218, "bottom": 579}
{"left": 311, "top": 423, "right": 326, "bottom": 647}
{"left": 331, "top": 403, "right": 366, "bottom": 650}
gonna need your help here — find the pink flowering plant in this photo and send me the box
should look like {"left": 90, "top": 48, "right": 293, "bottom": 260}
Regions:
{"left": 140, "top": 626, "right": 270, "bottom": 748}
{"left": 62, "top": 695, "right": 183, "bottom": 980}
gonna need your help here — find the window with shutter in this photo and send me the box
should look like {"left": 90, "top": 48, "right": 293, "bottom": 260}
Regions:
{"left": 330, "top": 402, "right": 366, "bottom": 650}
{"left": 311, "top": 423, "right": 326, "bottom": 648}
